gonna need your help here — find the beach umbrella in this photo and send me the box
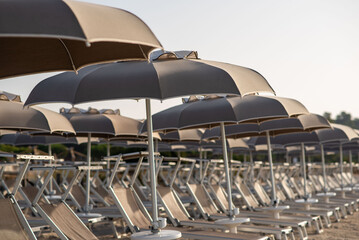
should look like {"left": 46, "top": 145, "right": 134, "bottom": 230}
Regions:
{"left": 145, "top": 95, "right": 308, "bottom": 131}
{"left": 0, "top": 96, "right": 75, "bottom": 135}
{"left": 0, "top": 0, "right": 162, "bottom": 79}
{"left": 202, "top": 113, "right": 330, "bottom": 205}
{"left": 60, "top": 107, "right": 143, "bottom": 217}
{"left": 25, "top": 50, "right": 274, "bottom": 105}
{"left": 246, "top": 123, "right": 358, "bottom": 197}
{"left": 0, "top": 133, "right": 96, "bottom": 146}
{"left": 25, "top": 50, "right": 275, "bottom": 236}
{"left": 143, "top": 95, "right": 309, "bottom": 215}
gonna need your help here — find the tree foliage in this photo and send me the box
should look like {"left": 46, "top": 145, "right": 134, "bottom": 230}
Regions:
{"left": 323, "top": 111, "right": 359, "bottom": 129}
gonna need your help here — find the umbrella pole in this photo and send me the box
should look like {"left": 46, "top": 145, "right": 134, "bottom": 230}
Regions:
{"left": 106, "top": 140, "right": 111, "bottom": 183}
{"left": 266, "top": 131, "right": 277, "bottom": 206}
{"left": 85, "top": 133, "right": 91, "bottom": 213}
{"left": 339, "top": 142, "right": 344, "bottom": 189}
{"left": 301, "top": 143, "right": 308, "bottom": 199}
{"left": 349, "top": 150, "right": 353, "bottom": 188}
{"left": 320, "top": 144, "right": 328, "bottom": 193}
{"left": 249, "top": 150, "right": 254, "bottom": 183}
{"left": 145, "top": 99, "right": 159, "bottom": 232}
{"left": 48, "top": 144, "right": 53, "bottom": 194}
{"left": 220, "top": 122, "right": 234, "bottom": 218}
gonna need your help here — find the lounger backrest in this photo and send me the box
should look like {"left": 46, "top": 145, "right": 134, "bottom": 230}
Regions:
{"left": 95, "top": 184, "right": 115, "bottom": 205}
{"left": 0, "top": 198, "right": 30, "bottom": 240}
{"left": 188, "top": 184, "right": 218, "bottom": 215}
{"left": 211, "top": 184, "right": 229, "bottom": 210}
{"left": 112, "top": 186, "right": 151, "bottom": 229}
{"left": 71, "top": 184, "right": 86, "bottom": 206}
{"left": 252, "top": 182, "right": 271, "bottom": 205}
{"left": 21, "top": 186, "right": 46, "bottom": 204}
{"left": 157, "top": 186, "right": 189, "bottom": 222}
{"left": 40, "top": 202, "right": 98, "bottom": 240}
{"left": 280, "top": 179, "right": 295, "bottom": 200}
{"left": 237, "top": 182, "right": 259, "bottom": 208}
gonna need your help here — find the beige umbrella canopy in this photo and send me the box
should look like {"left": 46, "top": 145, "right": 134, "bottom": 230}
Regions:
{"left": 0, "top": 91, "right": 21, "bottom": 102}
{"left": 0, "top": 0, "right": 162, "bottom": 79}
{"left": 25, "top": 50, "right": 275, "bottom": 105}
{"left": 160, "top": 128, "right": 205, "bottom": 142}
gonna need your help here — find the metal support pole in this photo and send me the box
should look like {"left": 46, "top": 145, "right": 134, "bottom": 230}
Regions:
{"left": 301, "top": 142, "right": 307, "bottom": 199}
{"left": 249, "top": 150, "right": 254, "bottom": 183}
{"left": 320, "top": 144, "right": 328, "bottom": 192}
{"left": 339, "top": 142, "right": 344, "bottom": 189}
{"left": 349, "top": 150, "right": 353, "bottom": 188}
{"left": 220, "top": 122, "right": 234, "bottom": 218}
{"left": 85, "top": 133, "right": 91, "bottom": 212}
{"left": 106, "top": 141, "right": 111, "bottom": 183}
{"left": 146, "top": 98, "right": 159, "bottom": 232}
{"left": 48, "top": 144, "right": 53, "bottom": 194}
{"left": 266, "top": 131, "right": 277, "bottom": 206}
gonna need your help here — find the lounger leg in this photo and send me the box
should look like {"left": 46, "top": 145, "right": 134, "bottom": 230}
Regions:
{"left": 322, "top": 215, "right": 331, "bottom": 228}
{"left": 111, "top": 221, "right": 121, "bottom": 239}
{"left": 289, "top": 231, "right": 295, "bottom": 240}
{"left": 340, "top": 206, "right": 347, "bottom": 218}
{"left": 333, "top": 209, "right": 340, "bottom": 222}
{"left": 313, "top": 218, "right": 323, "bottom": 234}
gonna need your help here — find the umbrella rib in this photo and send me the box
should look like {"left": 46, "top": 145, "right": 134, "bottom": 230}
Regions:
{"left": 138, "top": 44, "right": 149, "bottom": 62}
{"left": 58, "top": 38, "right": 77, "bottom": 73}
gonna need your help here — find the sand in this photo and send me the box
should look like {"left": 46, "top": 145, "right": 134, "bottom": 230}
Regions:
{"left": 36, "top": 211, "right": 359, "bottom": 240}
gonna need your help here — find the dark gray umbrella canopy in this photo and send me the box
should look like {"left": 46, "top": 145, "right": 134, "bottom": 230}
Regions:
{"left": 202, "top": 114, "right": 330, "bottom": 140}
{"left": 0, "top": 133, "right": 84, "bottom": 146}
{"left": 0, "top": 0, "right": 162, "bottom": 79}
{"left": 60, "top": 107, "right": 142, "bottom": 138}
{"left": 247, "top": 122, "right": 359, "bottom": 146}
{"left": 144, "top": 95, "right": 309, "bottom": 132}
{"left": 25, "top": 51, "right": 275, "bottom": 106}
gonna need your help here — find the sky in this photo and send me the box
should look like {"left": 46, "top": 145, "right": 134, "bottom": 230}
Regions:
{"left": 1, "top": 0, "right": 358, "bottom": 120}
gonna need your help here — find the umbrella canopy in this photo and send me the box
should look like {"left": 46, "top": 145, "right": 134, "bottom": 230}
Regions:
{"left": 25, "top": 50, "right": 275, "bottom": 106}
{"left": 0, "top": 98, "right": 75, "bottom": 134}
{"left": 202, "top": 114, "right": 330, "bottom": 140}
{"left": 160, "top": 129, "right": 204, "bottom": 142}
{"left": 246, "top": 123, "right": 358, "bottom": 146}
{"left": 60, "top": 107, "right": 142, "bottom": 138}
{"left": 0, "top": 91, "right": 21, "bottom": 102}
{"left": 0, "top": 0, "right": 162, "bottom": 79}
{"left": 144, "top": 95, "right": 309, "bottom": 132}
{"left": 0, "top": 133, "right": 96, "bottom": 146}
{"left": 201, "top": 138, "right": 249, "bottom": 151}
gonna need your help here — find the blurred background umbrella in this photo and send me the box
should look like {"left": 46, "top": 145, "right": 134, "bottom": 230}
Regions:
{"left": 145, "top": 95, "right": 309, "bottom": 216}
{"left": 60, "top": 107, "right": 143, "bottom": 217}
